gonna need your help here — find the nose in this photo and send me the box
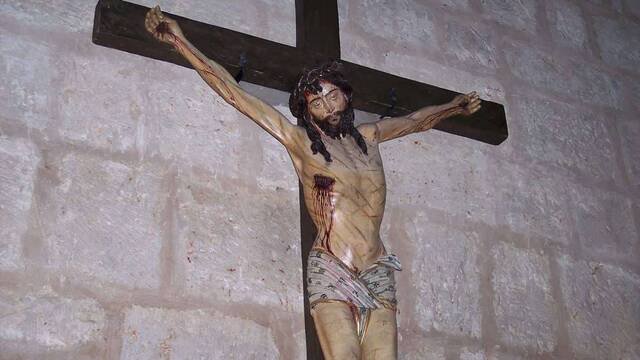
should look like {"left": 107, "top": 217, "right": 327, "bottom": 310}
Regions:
{"left": 321, "top": 98, "right": 334, "bottom": 113}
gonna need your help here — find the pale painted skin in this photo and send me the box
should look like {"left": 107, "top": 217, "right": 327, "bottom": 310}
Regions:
{"left": 145, "top": 7, "right": 481, "bottom": 359}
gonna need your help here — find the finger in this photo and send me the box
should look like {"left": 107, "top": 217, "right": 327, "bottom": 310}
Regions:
{"left": 152, "top": 16, "right": 161, "bottom": 30}
{"left": 149, "top": 19, "right": 157, "bottom": 32}
{"left": 147, "top": 19, "right": 157, "bottom": 34}
{"left": 146, "top": 12, "right": 155, "bottom": 27}
{"left": 147, "top": 10, "right": 156, "bottom": 23}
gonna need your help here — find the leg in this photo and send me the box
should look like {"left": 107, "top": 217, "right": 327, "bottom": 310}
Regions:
{"left": 311, "top": 302, "right": 361, "bottom": 360}
{"left": 361, "top": 307, "right": 397, "bottom": 360}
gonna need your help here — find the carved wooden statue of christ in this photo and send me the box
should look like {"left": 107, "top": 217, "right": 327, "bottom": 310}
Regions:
{"left": 146, "top": 6, "right": 481, "bottom": 359}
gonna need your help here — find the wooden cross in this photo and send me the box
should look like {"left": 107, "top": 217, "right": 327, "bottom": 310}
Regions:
{"left": 92, "top": 1, "right": 508, "bottom": 358}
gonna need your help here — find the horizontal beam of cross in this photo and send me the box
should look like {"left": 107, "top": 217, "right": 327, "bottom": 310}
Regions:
{"left": 92, "top": 0, "right": 508, "bottom": 145}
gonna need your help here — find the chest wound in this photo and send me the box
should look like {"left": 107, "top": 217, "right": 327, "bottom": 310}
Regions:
{"left": 313, "top": 175, "right": 336, "bottom": 252}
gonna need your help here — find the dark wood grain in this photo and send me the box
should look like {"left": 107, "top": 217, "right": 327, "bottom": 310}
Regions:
{"left": 296, "top": 0, "right": 341, "bottom": 58}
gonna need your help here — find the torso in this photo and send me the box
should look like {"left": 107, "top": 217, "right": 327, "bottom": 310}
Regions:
{"left": 287, "top": 124, "right": 386, "bottom": 273}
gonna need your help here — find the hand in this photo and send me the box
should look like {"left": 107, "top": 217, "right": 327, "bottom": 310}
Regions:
{"left": 144, "top": 5, "right": 184, "bottom": 45}
{"left": 452, "top": 91, "right": 481, "bottom": 116}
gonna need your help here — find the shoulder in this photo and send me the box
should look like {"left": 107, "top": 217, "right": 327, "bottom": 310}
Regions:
{"left": 284, "top": 125, "right": 310, "bottom": 155}
{"left": 356, "top": 123, "right": 379, "bottom": 143}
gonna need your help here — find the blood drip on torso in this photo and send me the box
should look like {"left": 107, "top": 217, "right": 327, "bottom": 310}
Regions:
{"left": 313, "top": 174, "right": 336, "bottom": 254}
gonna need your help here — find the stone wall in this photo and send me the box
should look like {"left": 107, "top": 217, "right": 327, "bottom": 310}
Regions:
{"left": 0, "top": 0, "right": 638, "bottom": 359}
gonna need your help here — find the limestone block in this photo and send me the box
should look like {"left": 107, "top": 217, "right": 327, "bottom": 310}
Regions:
{"left": 54, "top": 45, "right": 151, "bottom": 153}
{"left": 382, "top": 52, "right": 506, "bottom": 103}
{"left": 626, "top": 0, "right": 640, "bottom": 18}
{"left": 177, "top": 170, "right": 303, "bottom": 311}
{"left": 444, "top": 21, "right": 499, "bottom": 70}
{"left": 504, "top": 45, "right": 622, "bottom": 109}
{"left": 338, "top": 33, "right": 505, "bottom": 105}
{"left": 569, "top": 185, "right": 638, "bottom": 260}
{"left": 407, "top": 218, "right": 482, "bottom": 338}
{"left": 0, "top": 287, "right": 105, "bottom": 350}
{"left": 510, "top": 95, "right": 621, "bottom": 186}
{"left": 558, "top": 256, "right": 640, "bottom": 359}
{"left": 339, "top": 0, "right": 438, "bottom": 53}
{"left": 618, "top": 120, "right": 640, "bottom": 187}
{"left": 0, "top": 137, "right": 40, "bottom": 271}
{"left": 400, "top": 338, "right": 447, "bottom": 360}
{"left": 584, "top": 0, "right": 607, "bottom": 6}
{"left": 40, "top": 152, "right": 166, "bottom": 289}
{"left": 480, "top": 0, "right": 537, "bottom": 34}
{"left": 120, "top": 306, "right": 280, "bottom": 359}
{"left": 628, "top": 76, "right": 640, "bottom": 114}
{"left": 488, "top": 353, "right": 526, "bottom": 360}
{"left": 460, "top": 348, "right": 487, "bottom": 360}
{"left": 143, "top": 65, "right": 272, "bottom": 176}
{"left": 0, "top": 31, "right": 52, "bottom": 130}
{"left": 253, "top": 103, "right": 299, "bottom": 193}
{"left": 0, "top": 0, "right": 94, "bottom": 33}
{"left": 433, "top": 0, "right": 472, "bottom": 11}
{"left": 594, "top": 17, "right": 640, "bottom": 72}
{"left": 292, "top": 329, "right": 307, "bottom": 360}
{"left": 547, "top": 0, "right": 589, "bottom": 51}
{"left": 382, "top": 132, "right": 496, "bottom": 225}
{"left": 134, "top": 0, "right": 295, "bottom": 46}
{"left": 492, "top": 242, "right": 557, "bottom": 352}
{"left": 612, "top": 0, "right": 624, "bottom": 13}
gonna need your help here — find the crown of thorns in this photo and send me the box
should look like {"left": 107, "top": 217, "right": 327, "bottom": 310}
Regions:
{"left": 289, "top": 61, "right": 351, "bottom": 119}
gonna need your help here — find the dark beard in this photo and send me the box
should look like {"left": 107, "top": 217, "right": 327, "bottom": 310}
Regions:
{"left": 300, "top": 104, "right": 367, "bottom": 163}
{"left": 314, "top": 107, "right": 355, "bottom": 140}
{"left": 316, "top": 113, "right": 343, "bottom": 139}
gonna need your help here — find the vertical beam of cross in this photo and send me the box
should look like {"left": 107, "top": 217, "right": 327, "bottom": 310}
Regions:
{"left": 296, "top": 0, "right": 340, "bottom": 59}
{"left": 295, "top": 3, "right": 339, "bottom": 358}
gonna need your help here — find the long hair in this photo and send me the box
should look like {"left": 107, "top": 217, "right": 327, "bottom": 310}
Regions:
{"left": 289, "top": 61, "right": 368, "bottom": 162}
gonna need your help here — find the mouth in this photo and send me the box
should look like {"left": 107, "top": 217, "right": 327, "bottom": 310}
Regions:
{"left": 326, "top": 114, "right": 341, "bottom": 125}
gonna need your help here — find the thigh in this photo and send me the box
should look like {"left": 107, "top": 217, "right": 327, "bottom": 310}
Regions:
{"left": 361, "top": 307, "right": 398, "bottom": 360}
{"left": 311, "top": 302, "right": 361, "bottom": 360}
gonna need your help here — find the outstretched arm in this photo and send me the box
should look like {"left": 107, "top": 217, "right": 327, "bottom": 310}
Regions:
{"left": 144, "top": 6, "right": 298, "bottom": 147}
{"left": 372, "top": 92, "right": 481, "bottom": 143}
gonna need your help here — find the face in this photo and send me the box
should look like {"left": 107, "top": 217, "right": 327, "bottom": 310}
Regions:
{"left": 304, "top": 81, "right": 348, "bottom": 127}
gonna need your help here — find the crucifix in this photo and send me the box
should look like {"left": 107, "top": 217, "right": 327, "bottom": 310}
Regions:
{"left": 93, "top": 1, "right": 507, "bottom": 358}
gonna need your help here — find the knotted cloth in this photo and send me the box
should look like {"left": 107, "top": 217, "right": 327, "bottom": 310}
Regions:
{"left": 307, "top": 247, "right": 402, "bottom": 342}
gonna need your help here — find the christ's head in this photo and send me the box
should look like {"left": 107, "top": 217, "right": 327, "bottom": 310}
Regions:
{"left": 289, "top": 61, "right": 367, "bottom": 162}
{"left": 304, "top": 81, "right": 348, "bottom": 129}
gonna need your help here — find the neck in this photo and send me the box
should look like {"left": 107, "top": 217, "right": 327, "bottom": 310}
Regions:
{"left": 316, "top": 120, "right": 342, "bottom": 139}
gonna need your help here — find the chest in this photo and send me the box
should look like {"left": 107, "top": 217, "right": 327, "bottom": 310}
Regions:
{"left": 301, "top": 135, "right": 385, "bottom": 187}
